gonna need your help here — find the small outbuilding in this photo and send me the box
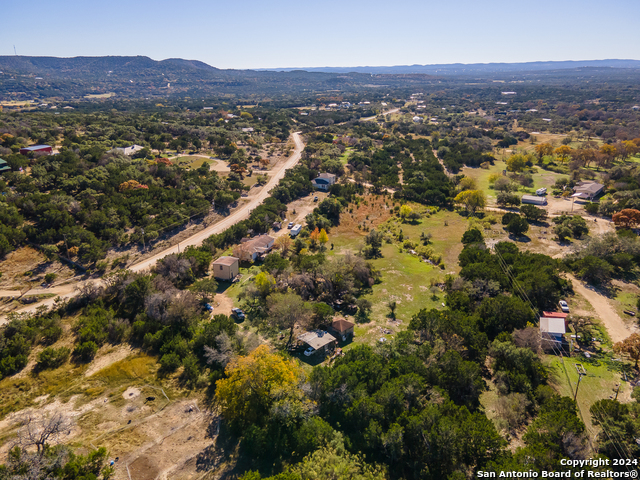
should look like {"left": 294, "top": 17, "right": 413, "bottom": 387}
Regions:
{"left": 540, "top": 316, "right": 567, "bottom": 345}
{"left": 522, "top": 194, "right": 547, "bottom": 206}
{"left": 328, "top": 318, "right": 355, "bottom": 342}
{"left": 212, "top": 256, "right": 239, "bottom": 281}
{"left": 298, "top": 330, "right": 337, "bottom": 355}
{"left": 0, "top": 159, "right": 10, "bottom": 173}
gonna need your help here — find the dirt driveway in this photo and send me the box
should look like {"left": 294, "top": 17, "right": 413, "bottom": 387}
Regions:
{"left": 568, "top": 274, "right": 638, "bottom": 343}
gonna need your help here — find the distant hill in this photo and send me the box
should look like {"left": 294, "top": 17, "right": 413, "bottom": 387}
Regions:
{"left": 260, "top": 59, "right": 640, "bottom": 75}
{"left": 2, "top": 56, "right": 639, "bottom": 101}
{"left": 0, "top": 55, "right": 440, "bottom": 100}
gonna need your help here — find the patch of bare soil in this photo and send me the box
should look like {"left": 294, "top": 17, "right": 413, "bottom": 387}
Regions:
{"left": 334, "top": 195, "right": 393, "bottom": 236}
{"left": 210, "top": 293, "right": 234, "bottom": 316}
{"left": 568, "top": 274, "right": 638, "bottom": 343}
{"left": 113, "top": 402, "right": 217, "bottom": 480}
{"left": 0, "top": 247, "right": 75, "bottom": 291}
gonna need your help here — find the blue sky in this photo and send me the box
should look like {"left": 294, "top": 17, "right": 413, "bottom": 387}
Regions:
{"left": 2, "top": 0, "right": 639, "bottom": 69}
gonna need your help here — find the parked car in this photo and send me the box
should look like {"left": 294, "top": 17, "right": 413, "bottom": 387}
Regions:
{"left": 231, "top": 308, "right": 245, "bottom": 320}
{"left": 559, "top": 300, "right": 570, "bottom": 313}
{"left": 287, "top": 222, "right": 294, "bottom": 229}
{"left": 303, "top": 346, "right": 315, "bottom": 357}
{"left": 313, "top": 196, "right": 318, "bottom": 202}
{"left": 535, "top": 187, "right": 547, "bottom": 196}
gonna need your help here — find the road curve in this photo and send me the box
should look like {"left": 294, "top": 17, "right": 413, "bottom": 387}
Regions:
{"left": 0, "top": 132, "right": 305, "bottom": 324}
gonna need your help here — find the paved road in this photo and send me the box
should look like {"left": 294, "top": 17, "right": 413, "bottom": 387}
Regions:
{"left": 0, "top": 132, "right": 305, "bottom": 324}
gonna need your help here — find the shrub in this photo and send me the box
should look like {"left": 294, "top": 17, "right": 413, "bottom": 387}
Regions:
{"left": 584, "top": 202, "right": 599, "bottom": 215}
{"left": 501, "top": 212, "right": 520, "bottom": 225}
{"left": 37, "top": 347, "right": 70, "bottom": 370}
{"left": 74, "top": 341, "right": 98, "bottom": 362}
{"left": 44, "top": 273, "right": 57, "bottom": 284}
{"left": 159, "top": 353, "right": 182, "bottom": 373}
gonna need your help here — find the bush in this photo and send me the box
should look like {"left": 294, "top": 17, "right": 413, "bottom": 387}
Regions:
{"left": 159, "top": 353, "right": 182, "bottom": 373}
{"left": 461, "top": 228, "right": 483, "bottom": 245}
{"left": 74, "top": 341, "right": 98, "bottom": 362}
{"left": 497, "top": 192, "right": 521, "bottom": 207}
{"left": 37, "top": 346, "right": 70, "bottom": 370}
{"left": 44, "top": 273, "right": 57, "bottom": 284}
{"left": 506, "top": 217, "right": 529, "bottom": 236}
{"left": 520, "top": 204, "right": 547, "bottom": 222}
{"left": 501, "top": 212, "right": 520, "bottom": 225}
{"left": 584, "top": 202, "right": 599, "bottom": 215}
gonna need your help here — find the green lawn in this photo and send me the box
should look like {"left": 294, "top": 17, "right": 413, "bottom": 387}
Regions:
{"left": 174, "top": 156, "right": 210, "bottom": 170}
{"left": 545, "top": 354, "right": 630, "bottom": 436}
{"left": 325, "top": 209, "right": 469, "bottom": 348}
{"left": 340, "top": 147, "right": 354, "bottom": 165}
{"left": 462, "top": 159, "right": 568, "bottom": 203}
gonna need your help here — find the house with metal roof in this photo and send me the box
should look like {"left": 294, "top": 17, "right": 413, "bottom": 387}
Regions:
{"left": 19, "top": 145, "right": 52, "bottom": 155}
{"left": 573, "top": 181, "right": 604, "bottom": 201}
{"left": 109, "top": 144, "right": 145, "bottom": 156}
{"left": 298, "top": 330, "right": 337, "bottom": 354}
{"left": 0, "top": 159, "right": 10, "bottom": 173}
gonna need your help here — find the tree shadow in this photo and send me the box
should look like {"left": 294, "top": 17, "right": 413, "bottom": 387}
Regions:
{"left": 507, "top": 233, "right": 531, "bottom": 243}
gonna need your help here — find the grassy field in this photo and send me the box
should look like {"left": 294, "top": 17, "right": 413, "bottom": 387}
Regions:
{"left": 340, "top": 147, "right": 354, "bottom": 165}
{"left": 324, "top": 202, "right": 469, "bottom": 349}
{"left": 174, "top": 156, "right": 211, "bottom": 170}
{"left": 462, "top": 159, "right": 568, "bottom": 204}
{"left": 545, "top": 354, "right": 630, "bottom": 436}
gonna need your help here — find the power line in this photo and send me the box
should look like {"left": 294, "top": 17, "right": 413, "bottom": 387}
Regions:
{"left": 490, "top": 242, "right": 633, "bottom": 466}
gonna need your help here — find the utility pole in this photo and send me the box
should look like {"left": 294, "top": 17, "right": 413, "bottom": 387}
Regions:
{"left": 63, "top": 233, "right": 70, "bottom": 259}
{"left": 614, "top": 383, "right": 621, "bottom": 401}
{"left": 574, "top": 374, "right": 583, "bottom": 403}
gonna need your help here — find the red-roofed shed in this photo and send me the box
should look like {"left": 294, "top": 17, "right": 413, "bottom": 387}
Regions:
{"left": 542, "top": 312, "right": 568, "bottom": 318}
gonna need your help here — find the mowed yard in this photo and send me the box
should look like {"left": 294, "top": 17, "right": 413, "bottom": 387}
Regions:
{"left": 461, "top": 160, "right": 568, "bottom": 205}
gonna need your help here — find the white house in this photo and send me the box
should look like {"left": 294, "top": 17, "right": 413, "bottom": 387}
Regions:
{"left": 110, "top": 144, "right": 145, "bottom": 156}
{"left": 312, "top": 173, "right": 336, "bottom": 191}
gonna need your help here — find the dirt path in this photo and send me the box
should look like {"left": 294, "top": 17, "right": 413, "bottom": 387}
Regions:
{"left": 568, "top": 274, "right": 637, "bottom": 343}
{"left": 0, "top": 133, "right": 305, "bottom": 325}
{"left": 360, "top": 108, "right": 400, "bottom": 121}
{"left": 129, "top": 132, "right": 304, "bottom": 273}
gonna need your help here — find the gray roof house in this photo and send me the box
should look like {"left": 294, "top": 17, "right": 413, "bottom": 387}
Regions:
{"left": 312, "top": 173, "right": 337, "bottom": 191}
{"left": 573, "top": 181, "right": 604, "bottom": 201}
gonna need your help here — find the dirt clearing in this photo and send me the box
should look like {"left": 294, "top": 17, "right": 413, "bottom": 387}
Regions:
{"left": 568, "top": 274, "right": 638, "bottom": 343}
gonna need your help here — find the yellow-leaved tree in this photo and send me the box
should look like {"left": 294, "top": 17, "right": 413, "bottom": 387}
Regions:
{"left": 318, "top": 228, "right": 329, "bottom": 249}
{"left": 554, "top": 145, "right": 573, "bottom": 163}
{"left": 453, "top": 190, "right": 486, "bottom": 215}
{"left": 215, "top": 345, "right": 312, "bottom": 429}
{"left": 399, "top": 204, "right": 413, "bottom": 221}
